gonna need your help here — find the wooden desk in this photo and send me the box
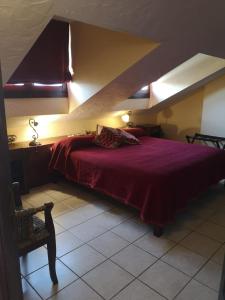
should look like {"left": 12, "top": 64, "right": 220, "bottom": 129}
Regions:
{"left": 9, "top": 136, "right": 67, "bottom": 193}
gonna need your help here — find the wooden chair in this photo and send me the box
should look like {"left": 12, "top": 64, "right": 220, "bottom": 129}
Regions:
{"left": 12, "top": 182, "right": 58, "bottom": 284}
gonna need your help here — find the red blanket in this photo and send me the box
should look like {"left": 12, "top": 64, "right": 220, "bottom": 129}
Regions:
{"left": 49, "top": 136, "right": 225, "bottom": 226}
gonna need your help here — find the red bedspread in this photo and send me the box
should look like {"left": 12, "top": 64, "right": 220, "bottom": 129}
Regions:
{"left": 50, "top": 136, "right": 225, "bottom": 226}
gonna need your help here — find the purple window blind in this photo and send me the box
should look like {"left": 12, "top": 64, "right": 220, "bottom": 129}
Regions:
{"left": 7, "top": 19, "right": 71, "bottom": 84}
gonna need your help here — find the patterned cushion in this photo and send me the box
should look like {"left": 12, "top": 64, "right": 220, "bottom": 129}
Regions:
{"left": 120, "top": 129, "right": 140, "bottom": 144}
{"left": 96, "top": 124, "right": 104, "bottom": 135}
{"left": 94, "top": 126, "right": 123, "bottom": 148}
{"left": 124, "top": 127, "right": 146, "bottom": 137}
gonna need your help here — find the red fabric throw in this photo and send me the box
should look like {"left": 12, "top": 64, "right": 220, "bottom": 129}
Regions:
{"left": 49, "top": 136, "right": 225, "bottom": 227}
{"left": 49, "top": 135, "right": 95, "bottom": 175}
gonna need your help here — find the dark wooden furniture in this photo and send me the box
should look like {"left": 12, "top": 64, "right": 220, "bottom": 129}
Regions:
{"left": 9, "top": 135, "right": 67, "bottom": 193}
{"left": 0, "top": 72, "right": 23, "bottom": 299}
{"left": 135, "top": 124, "right": 163, "bottom": 138}
{"left": 186, "top": 133, "right": 225, "bottom": 150}
{"left": 12, "top": 182, "right": 58, "bottom": 284}
{"left": 219, "top": 253, "right": 225, "bottom": 300}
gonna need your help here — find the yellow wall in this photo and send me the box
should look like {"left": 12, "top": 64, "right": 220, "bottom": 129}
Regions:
{"left": 69, "top": 21, "right": 158, "bottom": 112}
{"left": 133, "top": 73, "right": 225, "bottom": 140}
{"left": 132, "top": 88, "right": 204, "bottom": 141}
{"left": 157, "top": 89, "right": 204, "bottom": 140}
{"left": 201, "top": 74, "right": 225, "bottom": 136}
{"left": 6, "top": 115, "right": 123, "bottom": 143}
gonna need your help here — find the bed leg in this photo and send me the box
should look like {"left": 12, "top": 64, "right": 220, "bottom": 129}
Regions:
{"left": 153, "top": 225, "right": 164, "bottom": 237}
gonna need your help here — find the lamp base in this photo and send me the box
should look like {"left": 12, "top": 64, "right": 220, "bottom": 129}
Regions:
{"left": 127, "top": 122, "right": 133, "bottom": 127}
{"left": 29, "top": 140, "right": 41, "bottom": 147}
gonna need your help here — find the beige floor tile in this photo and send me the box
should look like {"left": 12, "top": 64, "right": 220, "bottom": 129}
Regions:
{"left": 111, "top": 219, "right": 150, "bottom": 242}
{"left": 176, "top": 211, "right": 204, "bottom": 230}
{"left": 21, "top": 182, "right": 224, "bottom": 300}
{"left": 22, "top": 200, "right": 33, "bottom": 209}
{"left": 91, "top": 197, "right": 116, "bottom": 212}
{"left": 134, "top": 233, "right": 175, "bottom": 258}
{"left": 60, "top": 244, "right": 106, "bottom": 276}
{"left": 24, "top": 192, "right": 55, "bottom": 207}
{"left": 162, "top": 245, "right": 206, "bottom": 276}
{"left": 54, "top": 210, "right": 86, "bottom": 229}
{"left": 77, "top": 204, "right": 105, "bottom": 218}
{"left": 83, "top": 260, "right": 134, "bottom": 299}
{"left": 196, "top": 221, "right": 225, "bottom": 242}
{"left": 164, "top": 224, "right": 191, "bottom": 242}
{"left": 91, "top": 207, "right": 133, "bottom": 229}
{"left": 26, "top": 260, "right": 78, "bottom": 299}
{"left": 209, "top": 211, "right": 225, "bottom": 227}
{"left": 139, "top": 260, "right": 190, "bottom": 300}
{"left": 20, "top": 247, "right": 48, "bottom": 276}
{"left": 189, "top": 201, "right": 217, "bottom": 219}
{"left": 112, "top": 279, "right": 165, "bottom": 300}
{"left": 202, "top": 196, "right": 225, "bottom": 212}
{"left": 45, "top": 189, "right": 73, "bottom": 202}
{"left": 180, "top": 232, "right": 221, "bottom": 258}
{"left": 175, "top": 279, "right": 218, "bottom": 300}
{"left": 52, "top": 202, "right": 71, "bottom": 217}
{"left": 55, "top": 204, "right": 104, "bottom": 229}
{"left": 211, "top": 245, "right": 225, "bottom": 265}
{"left": 195, "top": 260, "right": 222, "bottom": 291}
{"left": 69, "top": 218, "right": 108, "bottom": 242}
{"left": 56, "top": 231, "right": 84, "bottom": 257}
{"left": 63, "top": 196, "right": 88, "bottom": 209}
{"left": 54, "top": 222, "right": 66, "bottom": 235}
{"left": 22, "top": 279, "right": 41, "bottom": 300}
{"left": 111, "top": 244, "right": 157, "bottom": 276}
{"left": 88, "top": 231, "right": 129, "bottom": 257}
{"left": 49, "top": 279, "right": 102, "bottom": 300}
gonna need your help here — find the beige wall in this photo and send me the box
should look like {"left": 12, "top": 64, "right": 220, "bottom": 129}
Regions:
{"left": 201, "top": 74, "right": 225, "bottom": 136}
{"left": 7, "top": 115, "right": 123, "bottom": 143}
{"left": 5, "top": 98, "right": 68, "bottom": 117}
{"left": 4, "top": 21, "right": 156, "bottom": 140}
{"left": 69, "top": 21, "right": 158, "bottom": 112}
{"left": 133, "top": 73, "right": 225, "bottom": 140}
{"left": 133, "top": 88, "right": 204, "bottom": 141}
{"left": 157, "top": 89, "right": 204, "bottom": 140}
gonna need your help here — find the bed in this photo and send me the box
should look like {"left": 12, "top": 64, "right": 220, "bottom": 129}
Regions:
{"left": 49, "top": 129, "right": 225, "bottom": 236}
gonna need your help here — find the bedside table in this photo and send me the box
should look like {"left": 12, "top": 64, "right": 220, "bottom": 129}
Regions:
{"left": 135, "top": 124, "right": 163, "bottom": 138}
{"left": 9, "top": 135, "right": 66, "bottom": 193}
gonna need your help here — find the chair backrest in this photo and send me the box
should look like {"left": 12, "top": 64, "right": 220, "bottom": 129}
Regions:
{"left": 12, "top": 182, "right": 22, "bottom": 208}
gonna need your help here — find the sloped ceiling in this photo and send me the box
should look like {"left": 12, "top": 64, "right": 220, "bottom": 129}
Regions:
{"left": 1, "top": 0, "right": 225, "bottom": 119}
{"left": 150, "top": 54, "right": 225, "bottom": 107}
{"left": 68, "top": 21, "right": 158, "bottom": 113}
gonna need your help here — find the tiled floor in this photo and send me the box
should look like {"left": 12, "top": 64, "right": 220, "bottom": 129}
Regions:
{"left": 21, "top": 181, "right": 225, "bottom": 300}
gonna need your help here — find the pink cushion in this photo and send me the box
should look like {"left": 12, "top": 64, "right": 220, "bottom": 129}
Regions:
{"left": 95, "top": 126, "right": 141, "bottom": 148}
{"left": 120, "top": 129, "right": 140, "bottom": 144}
{"left": 94, "top": 127, "right": 122, "bottom": 148}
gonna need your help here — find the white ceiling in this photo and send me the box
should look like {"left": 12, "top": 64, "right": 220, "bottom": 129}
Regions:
{"left": 1, "top": 0, "right": 225, "bottom": 119}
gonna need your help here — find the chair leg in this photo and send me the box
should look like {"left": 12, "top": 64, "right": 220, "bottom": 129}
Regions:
{"left": 47, "top": 237, "right": 58, "bottom": 284}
